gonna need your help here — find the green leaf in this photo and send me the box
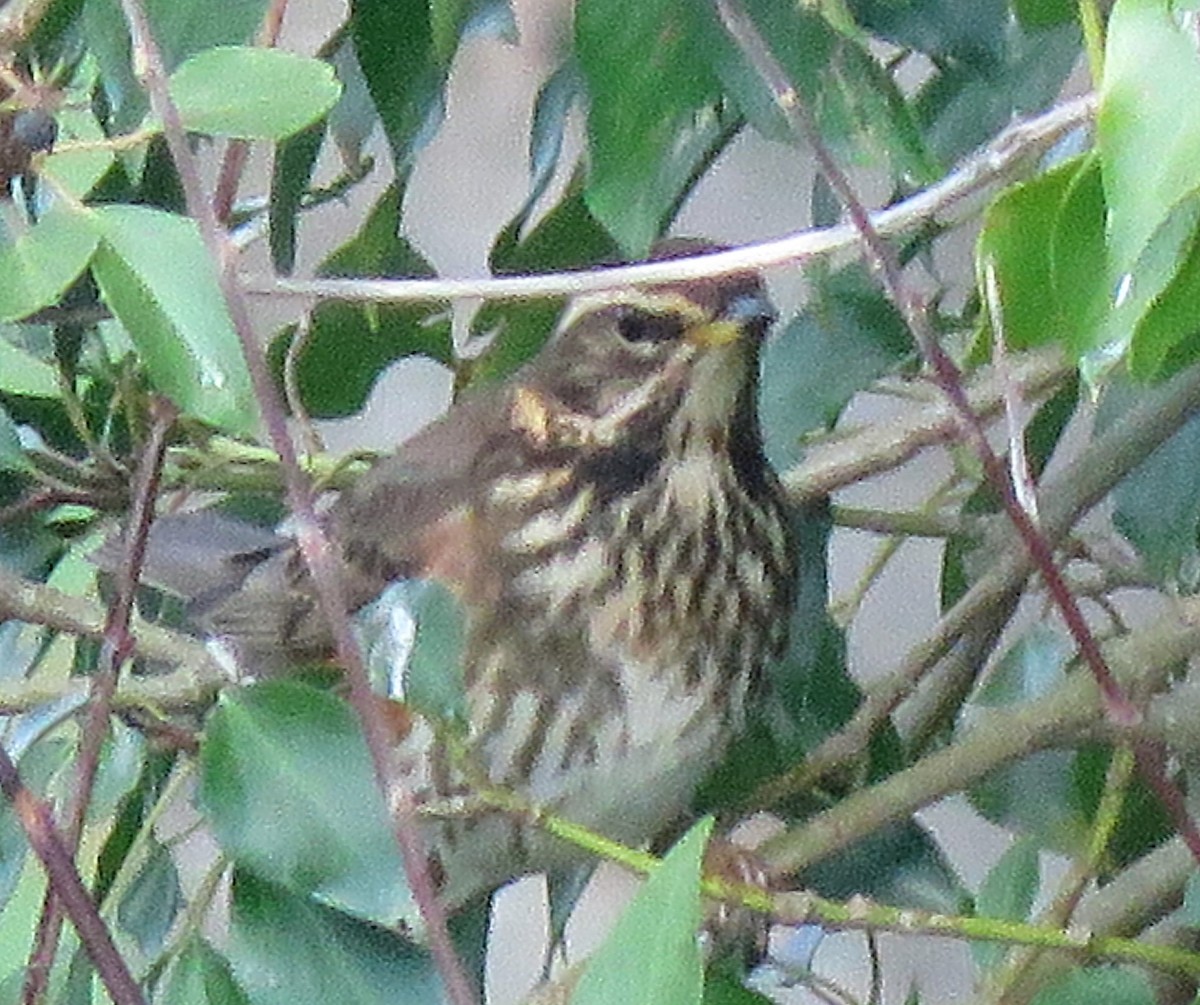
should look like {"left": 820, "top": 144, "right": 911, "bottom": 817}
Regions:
{"left": 350, "top": 0, "right": 444, "bottom": 167}
{"left": 1100, "top": 375, "right": 1200, "bottom": 587}
{"left": 572, "top": 819, "right": 712, "bottom": 1005}
{"left": 0, "top": 202, "right": 98, "bottom": 324}
{"left": 1013, "top": 0, "right": 1077, "bottom": 29}
{"left": 916, "top": 21, "right": 1080, "bottom": 165}
{"left": 798, "top": 821, "right": 967, "bottom": 915}
{"left": 1128, "top": 216, "right": 1200, "bottom": 380}
{"left": 90, "top": 204, "right": 257, "bottom": 434}
{"left": 761, "top": 265, "right": 911, "bottom": 469}
{"left": 269, "top": 119, "right": 327, "bottom": 274}
{"left": 227, "top": 870, "right": 442, "bottom": 1005}
{"left": 1181, "top": 870, "right": 1200, "bottom": 926}
{"left": 977, "top": 156, "right": 1107, "bottom": 356}
{"left": 971, "top": 626, "right": 1072, "bottom": 708}
{"left": 269, "top": 184, "right": 452, "bottom": 417}
{"left": 169, "top": 47, "right": 342, "bottom": 140}
{"left": 575, "top": 0, "right": 725, "bottom": 255}
{"left": 1099, "top": 0, "right": 1200, "bottom": 277}
{"left": 850, "top": 0, "right": 1007, "bottom": 62}
{"left": 1029, "top": 966, "right": 1154, "bottom": 1005}
{"left": 358, "top": 580, "right": 467, "bottom": 726}
{"left": 972, "top": 838, "right": 1039, "bottom": 973}
{"left": 117, "top": 838, "right": 182, "bottom": 958}
{"left": 198, "top": 681, "right": 413, "bottom": 926}
{"left": 82, "top": 0, "right": 270, "bottom": 133}
{"left": 0, "top": 340, "right": 60, "bottom": 398}
{"left": 155, "top": 937, "right": 250, "bottom": 1005}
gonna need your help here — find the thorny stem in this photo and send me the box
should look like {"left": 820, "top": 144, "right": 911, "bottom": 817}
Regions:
{"left": 711, "top": 0, "right": 1200, "bottom": 864}
{"left": 114, "top": 2, "right": 477, "bottom": 1002}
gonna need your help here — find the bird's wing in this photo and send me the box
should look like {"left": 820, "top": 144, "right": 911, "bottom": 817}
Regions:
{"left": 201, "top": 382, "right": 517, "bottom": 669}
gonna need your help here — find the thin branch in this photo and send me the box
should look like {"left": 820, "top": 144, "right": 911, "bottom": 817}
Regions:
{"left": 0, "top": 567, "right": 220, "bottom": 681}
{"left": 759, "top": 598, "right": 1200, "bottom": 878}
{"left": 113, "top": 3, "right": 476, "bottom": 1001}
{"left": 241, "top": 96, "right": 1094, "bottom": 305}
{"left": 0, "top": 747, "right": 146, "bottom": 1005}
{"left": 785, "top": 347, "right": 1071, "bottom": 501}
{"left": 24, "top": 399, "right": 175, "bottom": 1005}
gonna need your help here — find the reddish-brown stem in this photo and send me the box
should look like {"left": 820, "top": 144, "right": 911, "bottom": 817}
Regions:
{"left": 712, "top": 0, "right": 1200, "bottom": 862}
{"left": 115, "top": 3, "right": 477, "bottom": 1002}
{"left": 23, "top": 399, "right": 175, "bottom": 1005}
{"left": 0, "top": 747, "right": 145, "bottom": 1005}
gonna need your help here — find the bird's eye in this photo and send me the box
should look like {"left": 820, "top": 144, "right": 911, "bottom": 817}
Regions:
{"left": 615, "top": 308, "right": 685, "bottom": 344}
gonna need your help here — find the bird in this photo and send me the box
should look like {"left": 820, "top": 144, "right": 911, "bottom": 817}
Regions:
{"left": 150, "top": 239, "right": 799, "bottom": 910}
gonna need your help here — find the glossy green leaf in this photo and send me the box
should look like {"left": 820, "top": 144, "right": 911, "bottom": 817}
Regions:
{"left": 227, "top": 870, "right": 441, "bottom": 1005}
{"left": 198, "top": 681, "right": 414, "bottom": 926}
{"left": 972, "top": 838, "right": 1039, "bottom": 973}
{"left": 90, "top": 204, "right": 257, "bottom": 434}
{"left": 1099, "top": 0, "right": 1200, "bottom": 277}
{"left": 978, "top": 156, "right": 1107, "bottom": 355}
{"left": 1028, "top": 966, "right": 1154, "bottom": 1005}
{"left": 572, "top": 819, "right": 711, "bottom": 1005}
{"left": 575, "top": 0, "right": 725, "bottom": 255}
{"left": 155, "top": 937, "right": 250, "bottom": 1005}
{"left": 169, "top": 47, "right": 341, "bottom": 140}
{"left": 0, "top": 202, "right": 98, "bottom": 324}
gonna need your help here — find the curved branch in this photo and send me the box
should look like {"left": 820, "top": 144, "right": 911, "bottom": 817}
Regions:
{"left": 242, "top": 96, "right": 1096, "bottom": 306}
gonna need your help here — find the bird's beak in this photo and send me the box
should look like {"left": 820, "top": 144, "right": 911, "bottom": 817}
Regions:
{"left": 686, "top": 291, "right": 776, "bottom": 348}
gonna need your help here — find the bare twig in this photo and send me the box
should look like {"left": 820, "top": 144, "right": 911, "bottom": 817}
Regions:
{"left": 0, "top": 748, "right": 145, "bottom": 1005}
{"left": 24, "top": 399, "right": 175, "bottom": 1005}
{"left": 114, "top": 2, "right": 476, "bottom": 1001}
{"left": 760, "top": 599, "right": 1200, "bottom": 877}
{"left": 241, "top": 96, "right": 1094, "bottom": 305}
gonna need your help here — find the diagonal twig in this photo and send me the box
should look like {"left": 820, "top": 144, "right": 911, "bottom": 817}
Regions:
{"left": 23, "top": 399, "right": 175, "bottom": 1005}
{"left": 113, "top": 2, "right": 477, "bottom": 1002}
